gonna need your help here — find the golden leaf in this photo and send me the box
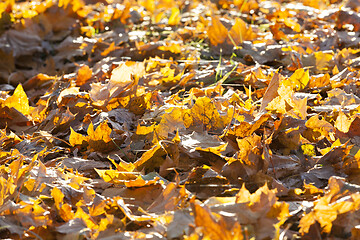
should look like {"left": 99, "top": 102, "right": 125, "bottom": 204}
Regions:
{"left": 95, "top": 168, "right": 138, "bottom": 184}
{"left": 190, "top": 96, "right": 222, "bottom": 131}
{"left": 228, "top": 18, "right": 256, "bottom": 45}
{"left": 259, "top": 73, "right": 281, "bottom": 114}
{"left": 136, "top": 124, "right": 156, "bottom": 135}
{"left": 87, "top": 121, "right": 112, "bottom": 144}
{"left": 133, "top": 144, "right": 165, "bottom": 171}
{"left": 284, "top": 18, "right": 301, "bottom": 32}
{"left": 51, "top": 187, "right": 64, "bottom": 209}
{"left": 69, "top": 127, "right": 88, "bottom": 147}
{"left": 74, "top": 206, "right": 98, "bottom": 230}
{"left": 76, "top": 65, "right": 92, "bottom": 86}
{"left": 101, "top": 42, "right": 116, "bottom": 57}
{"left": 235, "top": 184, "right": 251, "bottom": 203}
{"left": 89, "top": 200, "right": 107, "bottom": 217}
{"left": 87, "top": 121, "right": 118, "bottom": 152}
{"left": 314, "top": 51, "right": 334, "bottom": 71}
{"left": 168, "top": 7, "right": 181, "bottom": 25}
{"left": 4, "top": 84, "right": 30, "bottom": 115}
{"left": 191, "top": 200, "right": 244, "bottom": 240}
{"left": 335, "top": 111, "right": 352, "bottom": 133}
{"left": 208, "top": 16, "right": 228, "bottom": 46}
{"left": 59, "top": 203, "right": 75, "bottom": 222}
{"left": 283, "top": 68, "right": 309, "bottom": 91}
{"left": 139, "top": 0, "right": 155, "bottom": 13}
{"left": 155, "top": 107, "right": 186, "bottom": 141}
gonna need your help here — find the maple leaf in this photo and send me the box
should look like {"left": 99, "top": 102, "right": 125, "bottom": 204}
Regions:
{"left": 207, "top": 16, "right": 228, "bottom": 47}
{"left": 191, "top": 199, "right": 244, "bottom": 240}
{"left": 228, "top": 18, "right": 257, "bottom": 45}
{"left": 76, "top": 65, "right": 92, "bottom": 86}
{"left": 3, "top": 84, "right": 30, "bottom": 116}
{"left": 299, "top": 177, "right": 360, "bottom": 236}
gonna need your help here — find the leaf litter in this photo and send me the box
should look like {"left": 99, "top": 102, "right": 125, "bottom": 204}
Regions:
{"left": 2, "top": 0, "right": 360, "bottom": 239}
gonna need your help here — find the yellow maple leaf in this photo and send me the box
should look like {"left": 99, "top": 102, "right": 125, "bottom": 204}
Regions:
{"left": 95, "top": 169, "right": 138, "bottom": 184}
{"left": 190, "top": 96, "right": 222, "bottom": 131}
{"left": 4, "top": 84, "right": 30, "bottom": 115}
{"left": 87, "top": 121, "right": 112, "bottom": 144}
{"left": 76, "top": 65, "right": 93, "bottom": 84}
{"left": 228, "top": 18, "right": 256, "bottom": 45}
{"left": 207, "top": 16, "right": 228, "bottom": 46}
{"left": 87, "top": 121, "right": 120, "bottom": 152}
{"left": 282, "top": 68, "right": 309, "bottom": 91}
{"left": 314, "top": 51, "right": 334, "bottom": 71}
{"left": 191, "top": 199, "right": 244, "bottom": 240}
{"left": 335, "top": 111, "right": 353, "bottom": 133}
{"left": 168, "top": 7, "right": 181, "bottom": 25}
{"left": 69, "top": 127, "right": 88, "bottom": 147}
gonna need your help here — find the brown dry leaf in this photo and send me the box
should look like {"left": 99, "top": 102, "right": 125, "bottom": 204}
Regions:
{"left": 1, "top": 29, "right": 42, "bottom": 58}
{"left": 147, "top": 182, "right": 188, "bottom": 213}
{"left": 336, "top": 10, "right": 360, "bottom": 32}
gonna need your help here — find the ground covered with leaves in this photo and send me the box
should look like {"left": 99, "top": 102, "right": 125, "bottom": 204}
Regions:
{"left": 3, "top": 0, "right": 360, "bottom": 239}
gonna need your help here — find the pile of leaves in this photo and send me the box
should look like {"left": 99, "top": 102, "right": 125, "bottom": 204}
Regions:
{"left": 3, "top": 0, "right": 360, "bottom": 239}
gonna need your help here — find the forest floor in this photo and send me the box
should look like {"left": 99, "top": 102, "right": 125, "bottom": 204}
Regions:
{"left": 1, "top": 0, "right": 360, "bottom": 239}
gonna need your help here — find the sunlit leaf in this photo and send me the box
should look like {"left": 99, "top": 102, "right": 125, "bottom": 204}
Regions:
{"left": 191, "top": 199, "right": 244, "bottom": 240}
{"left": 95, "top": 168, "right": 138, "bottom": 184}
{"left": 51, "top": 187, "right": 64, "bottom": 210}
{"left": 282, "top": 68, "right": 309, "bottom": 91}
{"left": 87, "top": 121, "right": 112, "bottom": 143}
{"left": 168, "top": 7, "right": 181, "bottom": 25}
{"left": 207, "top": 16, "right": 228, "bottom": 46}
{"left": 301, "top": 144, "right": 315, "bottom": 156}
{"left": 284, "top": 18, "right": 301, "bottom": 32}
{"left": 4, "top": 84, "right": 30, "bottom": 115}
{"left": 314, "top": 51, "right": 334, "bottom": 71}
{"left": 76, "top": 65, "right": 92, "bottom": 86}
{"left": 69, "top": 127, "right": 88, "bottom": 147}
{"left": 101, "top": 42, "right": 116, "bottom": 57}
{"left": 228, "top": 18, "right": 256, "bottom": 45}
